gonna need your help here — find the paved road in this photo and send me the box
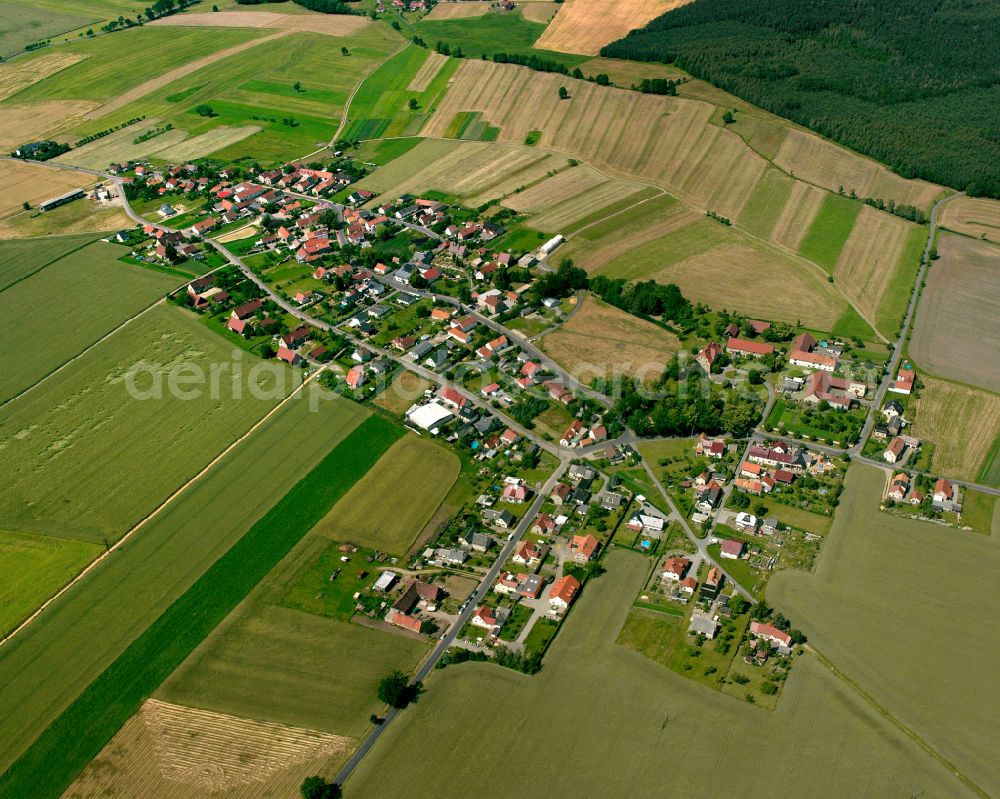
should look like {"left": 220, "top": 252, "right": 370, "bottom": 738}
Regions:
{"left": 332, "top": 460, "right": 569, "bottom": 786}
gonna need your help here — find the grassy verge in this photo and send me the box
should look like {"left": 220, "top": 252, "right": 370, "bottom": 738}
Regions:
{"left": 0, "top": 415, "right": 402, "bottom": 799}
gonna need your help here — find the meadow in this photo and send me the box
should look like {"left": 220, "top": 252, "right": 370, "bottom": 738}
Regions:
{"left": 0, "top": 241, "right": 180, "bottom": 402}
{"left": 0, "top": 305, "right": 296, "bottom": 540}
{"left": 413, "top": 10, "right": 578, "bottom": 63}
{"left": 313, "top": 434, "right": 460, "bottom": 554}
{"left": 540, "top": 294, "right": 680, "bottom": 382}
{"left": 769, "top": 465, "right": 1000, "bottom": 796}
{"left": 344, "top": 549, "right": 974, "bottom": 798}
{"left": 0, "top": 387, "right": 367, "bottom": 778}
{"left": 0, "top": 1, "right": 96, "bottom": 58}
{"left": 0, "top": 232, "right": 99, "bottom": 289}
{"left": 796, "top": 193, "right": 862, "bottom": 273}
{"left": 0, "top": 411, "right": 392, "bottom": 799}
{"left": 910, "top": 376, "right": 1000, "bottom": 484}
{"left": 0, "top": 529, "right": 99, "bottom": 638}
{"left": 910, "top": 235, "right": 1000, "bottom": 393}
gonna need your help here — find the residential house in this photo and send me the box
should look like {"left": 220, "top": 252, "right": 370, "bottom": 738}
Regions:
{"left": 725, "top": 338, "right": 775, "bottom": 358}
{"left": 887, "top": 473, "right": 909, "bottom": 502}
{"left": 884, "top": 436, "right": 907, "bottom": 464}
{"left": 720, "top": 539, "right": 746, "bottom": 559}
{"left": 889, "top": 368, "right": 916, "bottom": 395}
{"left": 513, "top": 540, "right": 543, "bottom": 567}
{"left": 570, "top": 534, "right": 599, "bottom": 565}
{"left": 688, "top": 614, "right": 719, "bottom": 639}
{"left": 750, "top": 621, "right": 792, "bottom": 649}
{"left": 696, "top": 341, "right": 723, "bottom": 372}
{"left": 700, "top": 568, "right": 724, "bottom": 600}
{"left": 548, "top": 574, "right": 581, "bottom": 614}
{"left": 661, "top": 557, "right": 691, "bottom": 581}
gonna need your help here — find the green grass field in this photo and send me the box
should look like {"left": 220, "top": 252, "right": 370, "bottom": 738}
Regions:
{"left": 313, "top": 434, "right": 460, "bottom": 554}
{"left": 0, "top": 241, "right": 181, "bottom": 402}
{"left": 797, "top": 193, "right": 862, "bottom": 273}
{"left": 738, "top": 167, "right": 795, "bottom": 238}
{"left": 0, "top": 232, "right": 100, "bottom": 290}
{"left": 0, "top": 1, "right": 97, "bottom": 58}
{"left": 960, "top": 489, "right": 996, "bottom": 536}
{"left": 831, "top": 304, "right": 878, "bottom": 341}
{"left": 0, "top": 411, "right": 394, "bottom": 799}
{"left": 0, "top": 386, "right": 367, "bottom": 780}
{"left": 769, "top": 464, "right": 1000, "bottom": 796}
{"left": 0, "top": 304, "right": 294, "bottom": 541}
{"left": 343, "top": 548, "right": 974, "bottom": 797}
{"left": 0, "top": 529, "right": 99, "bottom": 637}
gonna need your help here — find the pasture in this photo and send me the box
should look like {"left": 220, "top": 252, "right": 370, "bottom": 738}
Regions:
{"left": 535, "top": 0, "right": 687, "bottom": 55}
{"left": 66, "top": 699, "right": 352, "bottom": 799}
{"left": 939, "top": 195, "right": 1000, "bottom": 243}
{"left": 773, "top": 128, "right": 943, "bottom": 211}
{"left": 0, "top": 232, "right": 98, "bottom": 289}
{"left": 769, "top": 465, "right": 1000, "bottom": 796}
{"left": 910, "top": 376, "right": 1000, "bottom": 483}
{"left": 0, "top": 529, "right": 99, "bottom": 638}
{"left": 0, "top": 410, "right": 388, "bottom": 799}
{"left": 313, "top": 434, "right": 460, "bottom": 554}
{"left": 0, "top": 241, "right": 180, "bottom": 402}
{"left": 0, "top": 388, "right": 367, "bottom": 779}
{"left": 540, "top": 294, "right": 680, "bottom": 382}
{"left": 344, "top": 549, "right": 974, "bottom": 798}
{"left": 0, "top": 2, "right": 95, "bottom": 58}
{"left": 0, "top": 159, "right": 97, "bottom": 220}
{"left": 0, "top": 304, "right": 298, "bottom": 540}
{"left": 910, "top": 235, "right": 1000, "bottom": 393}
{"left": 832, "top": 205, "right": 924, "bottom": 336}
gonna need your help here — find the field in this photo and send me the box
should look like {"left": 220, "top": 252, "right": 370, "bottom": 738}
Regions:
{"left": 910, "top": 235, "right": 1000, "bottom": 393}
{"left": 374, "top": 369, "right": 431, "bottom": 414}
{"left": 832, "top": 205, "right": 924, "bottom": 336}
{"left": 535, "top": 0, "right": 688, "bottom": 55}
{"left": 773, "top": 129, "right": 943, "bottom": 211}
{"left": 540, "top": 294, "right": 680, "bottom": 382}
{"left": 0, "top": 199, "right": 131, "bottom": 239}
{"left": 357, "top": 139, "right": 567, "bottom": 205}
{"left": 960, "top": 490, "right": 996, "bottom": 536}
{"left": 0, "top": 160, "right": 97, "bottom": 220}
{"left": 312, "top": 435, "right": 460, "bottom": 554}
{"left": 939, "top": 195, "right": 1000, "bottom": 244}
{"left": 0, "top": 529, "right": 99, "bottom": 638}
{"left": 0, "top": 304, "right": 300, "bottom": 540}
{"left": 0, "top": 2, "right": 96, "bottom": 58}
{"left": 0, "top": 98, "right": 96, "bottom": 150}
{"left": 412, "top": 10, "right": 569, "bottom": 62}
{"left": 406, "top": 50, "right": 448, "bottom": 91}
{"left": 65, "top": 699, "right": 352, "bottom": 799}
{"left": 425, "top": 1, "right": 492, "bottom": 18}
{"left": 910, "top": 376, "right": 1000, "bottom": 483}
{"left": 577, "top": 56, "right": 686, "bottom": 88}
{"left": 769, "top": 464, "right": 1000, "bottom": 796}
{"left": 0, "top": 387, "right": 367, "bottom": 779}
{"left": 343, "top": 549, "right": 974, "bottom": 798}
{"left": 797, "top": 193, "right": 862, "bottom": 273}
{"left": 0, "top": 241, "right": 181, "bottom": 402}
{"left": 0, "top": 232, "right": 99, "bottom": 289}
{"left": 0, "top": 52, "right": 86, "bottom": 101}
{"left": 149, "top": 9, "right": 371, "bottom": 36}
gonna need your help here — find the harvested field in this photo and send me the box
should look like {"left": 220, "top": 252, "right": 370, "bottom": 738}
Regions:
{"left": 769, "top": 465, "right": 1000, "bottom": 796}
{"left": 770, "top": 180, "right": 826, "bottom": 251}
{"left": 425, "top": 1, "right": 492, "bottom": 19}
{"left": 938, "top": 195, "right": 1000, "bottom": 244}
{"left": 0, "top": 529, "right": 99, "bottom": 638}
{"left": 541, "top": 294, "right": 680, "bottom": 382}
{"left": 520, "top": 1, "right": 560, "bottom": 22}
{"left": 535, "top": 0, "right": 690, "bottom": 55}
{"left": 0, "top": 241, "right": 180, "bottom": 402}
{"left": 774, "top": 129, "right": 942, "bottom": 211}
{"left": 911, "top": 376, "right": 1000, "bottom": 482}
{"left": 737, "top": 167, "right": 794, "bottom": 239}
{"left": 0, "top": 52, "right": 86, "bottom": 101}
{"left": 423, "top": 62, "right": 767, "bottom": 219}
{"left": 154, "top": 125, "right": 260, "bottom": 161}
{"left": 313, "top": 435, "right": 460, "bottom": 554}
{"left": 0, "top": 304, "right": 296, "bottom": 541}
{"left": 65, "top": 699, "right": 351, "bottom": 799}
{"left": 0, "top": 159, "right": 96, "bottom": 220}
{"left": 55, "top": 120, "right": 189, "bottom": 170}
{"left": 0, "top": 202, "right": 131, "bottom": 239}
{"left": 215, "top": 224, "right": 259, "bottom": 243}
{"left": 833, "top": 205, "right": 922, "bottom": 336}
{"left": 150, "top": 10, "right": 371, "bottom": 36}
{"left": 406, "top": 51, "right": 448, "bottom": 92}
{"left": 344, "top": 549, "right": 974, "bottom": 798}
{"left": 374, "top": 370, "right": 431, "bottom": 414}
{"left": 0, "top": 100, "right": 97, "bottom": 150}
{"left": 910, "top": 235, "right": 1000, "bottom": 393}
{"left": 502, "top": 166, "right": 648, "bottom": 233}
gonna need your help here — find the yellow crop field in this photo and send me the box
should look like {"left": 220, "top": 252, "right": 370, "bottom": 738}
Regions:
{"left": 520, "top": 1, "right": 561, "bottom": 23}
{"left": 910, "top": 235, "right": 1000, "bottom": 393}
{"left": 912, "top": 376, "right": 1000, "bottom": 481}
{"left": 832, "top": 205, "right": 916, "bottom": 330}
{"left": 424, "top": 1, "right": 492, "bottom": 18}
{"left": 64, "top": 699, "right": 351, "bottom": 799}
{"left": 774, "top": 129, "right": 942, "bottom": 211}
{"left": 536, "top": 0, "right": 690, "bottom": 55}
{"left": 0, "top": 99, "right": 97, "bottom": 150}
{"left": 150, "top": 10, "right": 371, "bottom": 35}
{"left": 0, "top": 159, "right": 96, "bottom": 220}
{"left": 939, "top": 195, "right": 1000, "bottom": 244}
{"left": 0, "top": 52, "right": 86, "bottom": 102}
{"left": 541, "top": 294, "right": 680, "bottom": 382}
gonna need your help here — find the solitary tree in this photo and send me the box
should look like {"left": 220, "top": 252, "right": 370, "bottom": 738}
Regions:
{"left": 408, "top": 97, "right": 418, "bottom": 110}
{"left": 558, "top": 86, "right": 569, "bottom": 100}
{"left": 195, "top": 103, "right": 214, "bottom": 117}
{"left": 377, "top": 671, "right": 413, "bottom": 708}
{"left": 341, "top": 46, "right": 350, "bottom": 56}
{"left": 722, "top": 110, "right": 735, "bottom": 124}
{"left": 294, "top": 81, "right": 302, "bottom": 92}
{"left": 21, "top": 201, "right": 30, "bottom": 211}
{"left": 300, "top": 776, "right": 341, "bottom": 799}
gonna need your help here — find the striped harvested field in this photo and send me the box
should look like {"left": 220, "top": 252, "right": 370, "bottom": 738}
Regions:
{"left": 0, "top": 159, "right": 96, "bottom": 220}
{"left": 774, "top": 129, "right": 942, "bottom": 211}
{"left": 737, "top": 167, "right": 794, "bottom": 239}
{"left": 406, "top": 51, "right": 448, "bottom": 92}
{"left": 939, "top": 196, "right": 1000, "bottom": 244}
{"left": 424, "top": 1, "right": 492, "bottom": 18}
{"left": 770, "top": 180, "right": 827, "bottom": 251}
{"left": 910, "top": 235, "right": 1000, "bottom": 394}
{"left": 64, "top": 699, "right": 351, "bottom": 799}
{"left": 150, "top": 10, "right": 371, "bottom": 36}
{"left": 912, "top": 376, "right": 1000, "bottom": 482}
{"left": 0, "top": 100, "right": 97, "bottom": 150}
{"left": 832, "top": 205, "right": 921, "bottom": 335}
{"left": 535, "top": 0, "right": 690, "bottom": 55}
{"left": 55, "top": 120, "right": 189, "bottom": 170}
{"left": 154, "top": 125, "right": 260, "bottom": 161}
{"left": 0, "top": 52, "right": 86, "bottom": 102}
{"left": 520, "top": 2, "right": 561, "bottom": 23}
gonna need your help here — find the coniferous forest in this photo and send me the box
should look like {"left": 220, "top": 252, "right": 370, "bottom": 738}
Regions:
{"left": 602, "top": 0, "right": 1000, "bottom": 197}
